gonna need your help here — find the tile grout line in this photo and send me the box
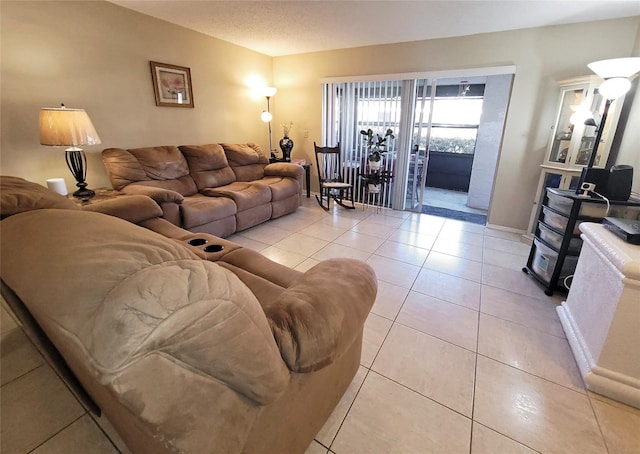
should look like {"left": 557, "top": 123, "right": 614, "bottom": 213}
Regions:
{"left": 25, "top": 412, "right": 87, "bottom": 454}
{"left": 469, "top": 277, "right": 483, "bottom": 454}
{"left": 472, "top": 421, "right": 543, "bottom": 453}
{"left": 475, "top": 351, "right": 588, "bottom": 396}
{"left": 324, "top": 366, "right": 372, "bottom": 452}
{"left": 366, "top": 368, "right": 474, "bottom": 421}
{"left": 583, "top": 383, "right": 615, "bottom": 454}
{"left": 87, "top": 411, "right": 128, "bottom": 454}
{"left": 0, "top": 356, "right": 46, "bottom": 389}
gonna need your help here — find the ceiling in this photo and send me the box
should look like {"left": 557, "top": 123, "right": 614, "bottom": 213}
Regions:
{"left": 109, "top": 1, "right": 640, "bottom": 57}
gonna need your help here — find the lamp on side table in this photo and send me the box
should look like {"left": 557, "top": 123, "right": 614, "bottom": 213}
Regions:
{"left": 39, "top": 103, "right": 102, "bottom": 199}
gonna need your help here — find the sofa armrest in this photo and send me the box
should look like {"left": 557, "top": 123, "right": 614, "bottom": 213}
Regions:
{"left": 264, "top": 162, "right": 304, "bottom": 179}
{"left": 81, "top": 195, "right": 162, "bottom": 224}
{"left": 119, "top": 185, "right": 184, "bottom": 204}
{"left": 265, "top": 259, "right": 376, "bottom": 373}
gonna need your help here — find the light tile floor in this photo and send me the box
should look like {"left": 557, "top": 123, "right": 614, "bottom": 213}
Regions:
{"left": 2, "top": 198, "right": 640, "bottom": 453}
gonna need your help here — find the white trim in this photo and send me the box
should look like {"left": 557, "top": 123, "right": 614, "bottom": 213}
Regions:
{"left": 558, "top": 303, "right": 640, "bottom": 409}
{"left": 321, "top": 65, "right": 517, "bottom": 84}
{"left": 485, "top": 223, "right": 525, "bottom": 235}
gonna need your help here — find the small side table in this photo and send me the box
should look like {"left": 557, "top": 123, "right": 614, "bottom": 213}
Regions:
{"left": 68, "top": 187, "right": 121, "bottom": 207}
{"left": 269, "top": 158, "right": 312, "bottom": 198}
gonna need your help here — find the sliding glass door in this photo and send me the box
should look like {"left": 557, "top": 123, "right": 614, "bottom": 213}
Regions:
{"left": 323, "top": 70, "right": 509, "bottom": 215}
{"left": 407, "top": 78, "right": 485, "bottom": 211}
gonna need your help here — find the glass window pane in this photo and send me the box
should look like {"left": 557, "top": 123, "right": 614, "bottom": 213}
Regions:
{"left": 432, "top": 99, "right": 483, "bottom": 125}
{"left": 428, "top": 128, "right": 478, "bottom": 154}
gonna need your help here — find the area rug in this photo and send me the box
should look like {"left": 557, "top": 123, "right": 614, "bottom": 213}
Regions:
{"left": 422, "top": 205, "right": 487, "bottom": 225}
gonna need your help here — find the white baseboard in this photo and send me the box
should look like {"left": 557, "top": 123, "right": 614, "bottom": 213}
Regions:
{"left": 485, "top": 223, "right": 525, "bottom": 235}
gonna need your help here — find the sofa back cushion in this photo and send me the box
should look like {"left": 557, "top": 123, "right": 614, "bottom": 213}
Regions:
{"left": 179, "top": 144, "right": 236, "bottom": 190}
{"left": 0, "top": 176, "right": 79, "bottom": 219}
{"left": 102, "top": 146, "right": 198, "bottom": 196}
{"left": 221, "top": 143, "right": 268, "bottom": 182}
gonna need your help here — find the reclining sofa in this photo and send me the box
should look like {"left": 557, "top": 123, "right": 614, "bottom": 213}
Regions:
{"left": 102, "top": 143, "right": 304, "bottom": 237}
{"left": 0, "top": 176, "right": 377, "bottom": 454}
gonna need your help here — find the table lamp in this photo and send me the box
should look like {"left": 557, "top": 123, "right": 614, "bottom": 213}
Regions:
{"left": 39, "top": 104, "right": 101, "bottom": 199}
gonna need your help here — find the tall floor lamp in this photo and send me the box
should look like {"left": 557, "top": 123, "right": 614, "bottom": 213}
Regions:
{"left": 260, "top": 87, "right": 277, "bottom": 155}
{"left": 39, "top": 104, "right": 102, "bottom": 199}
{"left": 576, "top": 57, "right": 640, "bottom": 191}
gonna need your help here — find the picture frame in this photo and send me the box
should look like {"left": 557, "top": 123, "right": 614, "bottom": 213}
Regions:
{"left": 150, "top": 61, "right": 194, "bottom": 108}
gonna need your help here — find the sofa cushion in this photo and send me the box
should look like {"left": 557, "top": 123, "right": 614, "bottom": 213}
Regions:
{"left": 103, "top": 147, "right": 198, "bottom": 196}
{"left": 0, "top": 176, "right": 78, "bottom": 218}
{"left": 261, "top": 176, "right": 300, "bottom": 202}
{"left": 127, "top": 176, "right": 197, "bottom": 198}
{"left": 180, "top": 194, "right": 237, "bottom": 229}
{"left": 179, "top": 144, "right": 236, "bottom": 189}
{"left": 0, "top": 209, "right": 290, "bottom": 405}
{"left": 202, "top": 182, "right": 271, "bottom": 211}
{"left": 221, "top": 143, "right": 268, "bottom": 182}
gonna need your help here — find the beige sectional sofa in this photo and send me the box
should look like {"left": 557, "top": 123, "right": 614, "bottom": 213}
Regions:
{"left": 0, "top": 176, "right": 377, "bottom": 454}
{"left": 102, "top": 143, "right": 304, "bottom": 237}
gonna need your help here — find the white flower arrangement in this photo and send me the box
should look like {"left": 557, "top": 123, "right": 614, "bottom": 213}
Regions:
{"left": 281, "top": 121, "right": 293, "bottom": 137}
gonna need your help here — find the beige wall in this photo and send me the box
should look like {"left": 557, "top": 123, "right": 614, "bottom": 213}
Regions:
{"left": 1, "top": 1, "right": 273, "bottom": 191}
{"left": 2, "top": 1, "right": 638, "bottom": 230}
{"left": 273, "top": 17, "right": 640, "bottom": 229}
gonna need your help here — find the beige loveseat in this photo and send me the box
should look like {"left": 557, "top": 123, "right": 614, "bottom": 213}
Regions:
{"left": 0, "top": 177, "right": 377, "bottom": 454}
{"left": 102, "top": 143, "right": 304, "bottom": 237}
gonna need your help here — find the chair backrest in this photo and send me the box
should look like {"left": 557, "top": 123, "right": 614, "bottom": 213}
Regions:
{"left": 314, "top": 143, "right": 344, "bottom": 183}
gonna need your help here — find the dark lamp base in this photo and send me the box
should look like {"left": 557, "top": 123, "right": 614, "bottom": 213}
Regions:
{"left": 72, "top": 187, "right": 95, "bottom": 199}
{"left": 66, "top": 148, "right": 95, "bottom": 200}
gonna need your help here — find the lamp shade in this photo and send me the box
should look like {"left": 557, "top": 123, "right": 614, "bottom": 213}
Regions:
{"left": 261, "top": 110, "right": 273, "bottom": 122}
{"left": 39, "top": 107, "right": 101, "bottom": 147}
{"left": 587, "top": 57, "right": 640, "bottom": 79}
{"left": 261, "top": 86, "right": 277, "bottom": 98}
{"left": 599, "top": 77, "right": 632, "bottom": 100}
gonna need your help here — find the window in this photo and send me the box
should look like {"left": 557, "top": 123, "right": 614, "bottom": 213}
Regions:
{"left": 414, "top": 83, "right": 485, "bottom": 154}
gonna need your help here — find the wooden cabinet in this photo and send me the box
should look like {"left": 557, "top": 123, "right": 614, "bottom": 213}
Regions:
{"left": 523, "top": 188, "right": 640, "bottom": 296}
{"left": 526, "top": 76, "right": 626, "bottom": 235}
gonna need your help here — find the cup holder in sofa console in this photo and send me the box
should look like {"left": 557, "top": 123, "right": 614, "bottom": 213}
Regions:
{"left": 188, "top": 238, "right": 207, "bottom": 246}
{"left": 204, "top": 244, "right": 224, "bottom": 253}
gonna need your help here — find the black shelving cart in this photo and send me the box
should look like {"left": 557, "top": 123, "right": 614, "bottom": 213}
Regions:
{"left": 523, "top": 188, "right": 640, "bottom": 296}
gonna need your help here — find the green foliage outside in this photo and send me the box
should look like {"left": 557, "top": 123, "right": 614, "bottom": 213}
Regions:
{"left": 418, "top": 136, "right": 476, "bottom": 154}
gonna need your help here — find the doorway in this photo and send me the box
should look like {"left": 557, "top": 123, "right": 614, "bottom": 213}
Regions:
{"left": 406, "top": 77, "right": 486, "bottom": 220}
{"left": 322, "top": 69, "right": 514, "bottom": 223}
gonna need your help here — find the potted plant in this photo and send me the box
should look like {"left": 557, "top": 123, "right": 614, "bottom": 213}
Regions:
{"left": 360, "top": 128, "right": 395, "bottom": 170}
{"left": 363, "top": 169, "right": 393, "bottom": 194}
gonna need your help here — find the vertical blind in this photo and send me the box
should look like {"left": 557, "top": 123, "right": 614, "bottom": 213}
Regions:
{"left": 323, "top": 80, "right": 403, "bottom": 208}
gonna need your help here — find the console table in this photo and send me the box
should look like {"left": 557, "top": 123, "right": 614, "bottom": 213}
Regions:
{"left": 557, "top": 223, "right": 640, "bottom": 408}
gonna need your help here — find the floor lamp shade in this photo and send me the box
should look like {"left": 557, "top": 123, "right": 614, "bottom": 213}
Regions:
{"left": 39, "top": 105, "right": 101, "bottom": 199}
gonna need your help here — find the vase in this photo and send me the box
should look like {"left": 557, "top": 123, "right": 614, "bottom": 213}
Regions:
{"left": 279, "top": 135, "right": 294, "bottom": 162}
{"left": 368, "top": 183, "right": 381, "bottom": 194}
{"left": 368, "top": 160, "right": 381, "bottom": 171}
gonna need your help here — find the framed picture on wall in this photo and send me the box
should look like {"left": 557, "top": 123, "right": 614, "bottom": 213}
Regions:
{"left": 150, "top": 61, "right": 194, "bottom": 108}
